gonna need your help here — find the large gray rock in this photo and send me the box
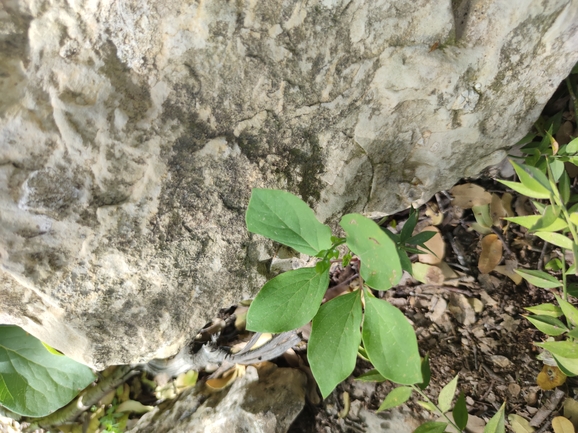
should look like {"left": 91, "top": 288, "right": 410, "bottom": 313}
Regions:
{"left": 1, "top": 0, "right": 577, "bottom": 368}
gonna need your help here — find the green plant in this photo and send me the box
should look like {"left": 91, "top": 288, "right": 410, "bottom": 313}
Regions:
{"left": 500, "top": 134, "right": 578, "bottom": 379}
{"left": 357, "top": 355, "right": 506, "bottom": 433}
{"left": 0, "top": 325, "right": 95, "bottom": 417}
{"left": 245, "top": 189, "right": 433, "bottom": 398}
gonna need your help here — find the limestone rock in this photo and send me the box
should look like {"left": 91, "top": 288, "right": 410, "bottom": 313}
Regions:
{"left": 1, "top": 0, "right": 577, "bottom": 367}
{"left": 127, "top": 366, "right": 307, "bottom": 433}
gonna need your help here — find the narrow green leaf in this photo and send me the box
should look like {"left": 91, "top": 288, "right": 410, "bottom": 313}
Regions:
{"left": 498, "top": 179, "right": 550, "bottom": 199}
{"left": 525, "top": 303, "right": 563, "bottom": 317}
{"left": 417, "top": 400, "right": 439, "bottom": 413}
{"left": 535, "top": 341, "right": 578, "bottom": 359}
{"left": 556, "top": 295, "right": 578, "bottom": 327}
{"left": 413, "top": 421, "right": 448, "bottom": 433}
{"left": 525, "top": 315, "right": 568, "bottom": 336}
{"left": 511, "top": 159, "right": 552, "bottom": 194}
{"left": 569, "top": 213, "right": 578, "bottom": 226}
{"left": 483, "top": 402, "right": 506, "bottom": 433}
{"left": 515, "top": 269, "right": 562, "bottom": 288}
{"left": 377, "top": 386, "right": 413, "bottom": 412}
{"left": 529, "top": 206, "right": 560, "bottom": 231}
{"left": 504, "top": 215, "right": 567, "bottom": 232}
{"left": 438, "top": 375, "right": 458, "bottom": 413}
{"left": 453, "top": 392, "right": 469, "bottom": 431}
{"left": 362, "top": 290, "right": 422, "bottom": 385}
{"left": 560, "top": 171, "right": 571, "bottom": 205}
{"left": 246, "top": 189, "right": 332, "bottom": 256}
{"left": 535, "top": 232, "right": 573, "bottom": 250}
{"left": 340, "top": 214, "right": 403, "bottom": 290}
{"left": 553, "top": 354, "right": 578, "bottom": 376}
{"left": 400, "top": 208, "right": 418, "bottom": 244}
{"left": 406, "top": 231, "right": 437, "bottom": 246}
{"left": 0, "top": 325, "right": 96, "bottom": 417}
{"left": 247, "top": 267, "right": 329, "bottom": 332}
{"left": 308, "top": 291, "right": 363, "bottom": 399}
{"left": 356, "top": 369, "right": 386, "bottom": 382}
{"left": 419, "top": 354, "right": 432, "bottom": 390}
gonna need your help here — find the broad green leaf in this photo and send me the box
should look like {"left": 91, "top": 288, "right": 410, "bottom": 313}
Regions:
{"left": 553, "top": 354, "right": 578, "bottom": 376}
{"left": 362, "top": 290, "right": 422, "bottom": 384}
{"left": 472, "top": 204, "right": 493, "bottom": 228}
{"left": 484, "top": 402, "right": 506, "bottom": 433}
{"left": 419, "top": 354, "right": 432, "bottom": 390}
{"left": 308, "top": 291, "right": 362, "bottom": 399}
{"left": 567, "top": 137, "right": 578, "bottom": 154}
{"left": 340, "top": 214, "right": 402, "bottom": 290}
{"left": 536, "top": 341, "right": 578, "bottom": 359}
{"left": 438, "top": 375, "right": 458, "bottom": 413}
{"left": 246, "top": 189, "right": 332, "bottom": 256}
{"left": 560, "top": 171, "right": 571, "bottom": 205}
{"left": 413, "top": 421, "right": 448, "bottom": 433}
{"left": 504, "top": 215, "right": 567, "bottom": 232}
{"left": 525, "top": 303, "right": 563, "bottom": 317}
{"left": 356, "top": 369, "right": 386, "bottom": 382}
{"left": 453, "top": 392, "right": 468, "bottom": 431}
{"left": 515, "top": 269, "right": 562, "bottom": 289}
{"left": 525, "top": 315, "right": 568, "bottom": 336}
{"left": 0, "top": 325, "right": 96, "bottom": 417}
{"left": 377, "top": 386, "right": 413, "bottom": 412}
{"left": 247, "top": 267, "right": 329, "bottom": 332}
{"left": 498, "top": 179, "right": 550, "bottom": 199}
{"left": 511, "top": 159, "right": 552, "bottom": 195}
{"left": 570, "top": 213, "right": 578, "bottom": 226}
{"left": 556, "top": 295, "right": 578, "bottom": 327}
{"left": 536, "top": 232, "right": 573, "bottom": 250}
{"left": 550, "top": 159, "right": 565, "bottom": 182}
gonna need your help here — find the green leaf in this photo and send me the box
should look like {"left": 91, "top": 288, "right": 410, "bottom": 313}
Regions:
{"left": 535, "top": 341, "right": 578, "bottom": 359}
{"left": 400, "top": 208, "right": 418, "bottom": 244}
{"left": 567, "top": 137, "right": 578, "bottom": 154}
{"left": 569, "top": 213, "right": 578, "bottom": 226}
{"left": 438, "top": 375, "right": 458, "bottom": 413}
{"left": 525, "top": 303, "right": 563, "bottom": 317}
{"left": 498, "top": 179, "right": 550, "bottom": 199}
{"left": 525, "top": 315, "right": 568, "bottom": 336}
{"left": 529, "top": 206, "right": 561, "bottom": 231}
{"left": 453, "top": 392, "right": 468, "bottom": 431}
{"left": 340, "top": 214, "right": 403, "bottom": 290}
{"left": 308, "top": 291, "right": 363, "bottom": 399}
{"left": 515, "top": 269, "right": 562, "bottom": 289}
{"left": 483, "top": 402, "right": 506, "bottom": 433}
{"left": 560, "top": 171, "right": 571, "bottom": 205}
{"left": 553, "top": 354, "right": 578, "bottom": 376}
{"left": 0, "top": 325, "right": 96, "bottom": 417}
{"left": 362, "top": 290, "right": 422, "bottom": 385}
{"left": 413, "top": 421, "right": 448, "bottom": 433}
{"left": 535, "top": 232, "right": 573, "bottom": 250}
{"left": 406, "top": 231, "right": 437, "bottom": 246}
{"left": 419, "top": 354, "right": 432, "bottom": 390}
{"left": 550, "top": 159, "right": 565, "bottom": 182}
{"left": 356, "top": 369, "right": 386, "bottom": 382}
{"left": 377, "top": 386, "right": 413, "bottom": 412}
{"left": 245, "top": 189, "right": 332, "bottom": 256}
{"left": 556, "top": 295, "right": 578, "bottom": 327}
{"left": 504, "top": 215, "right": 567, "bottom": 232}
{"left": 247, "top": 267, "right": 329, "bottom": 332}
{"left": 472, "top": 204, "right": 493, "bottom": 228}
{"left": 510, "top": 159, "right": 552, "bottom": 193}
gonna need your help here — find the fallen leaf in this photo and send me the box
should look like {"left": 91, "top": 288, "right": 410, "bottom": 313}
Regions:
{"left": 537, "top": 365, "right": 567, "bottom": 390}
{"left": 564, "top": 398, "right": 578, "bottom": 429}
{"left": 508, "top": 413, "right": 535, "bottom": 432}
{"left": 478, "top": 234, "right": 503, "bottom": 274}
{"left": 515, "top": 196, "right": 531, "bottom": 216}
{"left": 552, "top": 416, "right": 576, "bottom": 433}
{"left": 426, "top": 204, "right": 444, "bottom": 225}
{"left": 418, "top": 226, "right": 445, "bottom": 265}
{"left": 436, "top": 261, "right": 459, "bottom": 279}
{"left": 491, "top": 355, "right": 511, "bottom": 368}
{"left": 206, "top": 365, "right": 245, "bottom": 390}
{"left": 450, "top": 183, "right": 492, "bottom": 208}
{"left": 494, "top": 259, "right": 523, "bottom": 284}
{"left": 490, "top": 193, "right": 508, "bottom": 226}
{"left": 115, "top": 400, "right": 154, "bottom": 414}
{"left": 448, "top": 293, "right": 476, "bottom": 325}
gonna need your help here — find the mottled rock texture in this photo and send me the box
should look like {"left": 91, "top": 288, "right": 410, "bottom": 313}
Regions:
{"left": 1, "top": 0, "right": 577, "bottom": 368}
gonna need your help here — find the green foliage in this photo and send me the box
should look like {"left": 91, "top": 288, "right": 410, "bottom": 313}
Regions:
{"left": 245, "top": 189, "right": 424, "bottom": 398}
{"left": 0, "top": 325, "right": 95, "bottom": 417}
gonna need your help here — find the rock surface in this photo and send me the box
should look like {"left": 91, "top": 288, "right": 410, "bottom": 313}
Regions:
{"left": 127, "top": 366, "right": 307, "bottom": 433}
{"left": 1, "top": 0, "right": 578, "bottom": 368}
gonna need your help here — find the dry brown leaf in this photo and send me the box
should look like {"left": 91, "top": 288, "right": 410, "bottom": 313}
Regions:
{"left": 206, "top": 365, "right": 244, "bottom": 390}
{"left": 436, "top": 261, "right": 459, "bottom": 279}
{"left": 450, "top": 183, "right": 492, "bottom": 209}
{"left": 478, "top": 234, "right": 503, "bottom": 274}
{"left": 553, "top": 416, "right": 575, "bottom": 433}
{"left": 537, "top": 365, "right": 566, "bottom": 390}
{"left": 502, "top": 193, "right": 515, "bottom": 217}
{"left": 494, "top": 261, "right": 523, "bottom": 285}
{"left": 556, "top": 121, "right": 575, "bottom": 145}
{"left": 490, "top": 193, "right": 508, "bottom": 226}
{"left": 563, "top": 398, "right": 578, "bottom": 429}
{"left": 515, "top": 195, "right": 531, "bottom": 216}
{"left": 412, "top": 262, "right": 445, "bottom": 285}
{"left": 417, "top": 226, "right": 444, "bottom": 265}
{"left": 425, "top": 204, "right": 444, "bottom": 225}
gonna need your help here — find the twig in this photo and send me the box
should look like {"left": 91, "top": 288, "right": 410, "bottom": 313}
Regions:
{"left": 537, "top": 241, "right": 549, "bottom": 271}
{"left": 530, "top": 388, "right": 566, "bottom": 427}
{"left": 490, "top": 226, "right": 512, "bottom": 256}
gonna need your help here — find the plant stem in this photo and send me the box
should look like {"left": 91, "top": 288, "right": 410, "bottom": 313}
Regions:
{"left": 410, "top": 385, "right": 463, "bottom": 432}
